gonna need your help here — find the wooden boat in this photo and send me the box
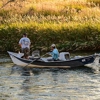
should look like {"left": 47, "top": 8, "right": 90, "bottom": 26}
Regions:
{"left": 8, "top": 51, "right": 97, "bottom": 68}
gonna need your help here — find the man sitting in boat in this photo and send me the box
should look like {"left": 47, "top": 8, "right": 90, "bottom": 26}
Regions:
{"left": 19, "top": 33, "right": 31, "bottom": 59}
{"left": 49, "top": 44, "right": 59, "bottom": 61}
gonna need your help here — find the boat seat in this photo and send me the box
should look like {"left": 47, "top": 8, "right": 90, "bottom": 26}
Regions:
{"left": 59, "top": 52, "right": 70, "bottom": 61}
{"left": 31, "top": 50, "right": 40, "bottom": 59}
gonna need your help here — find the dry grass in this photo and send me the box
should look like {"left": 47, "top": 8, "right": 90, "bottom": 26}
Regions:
{"left": 0, "top": 0, "right": 100, "bottom": 24}
{"left": 0, "top": 0, "right": 99, "bottom": 22}
{"left": 0, "top": 0, "right": 87, "bottom": 14}
{"left": 0, "top": 0, "right": 100, "bottom": 51}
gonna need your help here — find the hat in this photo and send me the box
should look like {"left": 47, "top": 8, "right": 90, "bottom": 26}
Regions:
{"left": 51, "top": 44, "right": 56, "bottom": 47}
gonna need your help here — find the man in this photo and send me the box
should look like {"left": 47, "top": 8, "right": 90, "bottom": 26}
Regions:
{"left": 50, "top": 44, "right": 59, "bottom": 61}
{"left": 19, "top": 33, "right": 31, "bottom": 59}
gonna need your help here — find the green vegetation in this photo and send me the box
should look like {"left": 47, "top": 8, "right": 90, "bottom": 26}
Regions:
{"left": 0, "top": 0, "right": 100, "bottom": 52}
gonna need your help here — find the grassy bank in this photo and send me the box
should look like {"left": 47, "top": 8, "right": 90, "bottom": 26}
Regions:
{"left": 0, "top": 21, "right": 100, "bottom": 52}
{"left": 0, "top": 0, "right": 100, "bottom": 52}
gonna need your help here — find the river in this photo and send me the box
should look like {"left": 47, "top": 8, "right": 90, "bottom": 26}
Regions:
{"left": 0, "top": 53, "right": 100, "bottom": 100}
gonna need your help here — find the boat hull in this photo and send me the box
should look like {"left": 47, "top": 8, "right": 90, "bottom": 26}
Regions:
{"left": 8, "top": 51, "right": 96, "bottom": 68}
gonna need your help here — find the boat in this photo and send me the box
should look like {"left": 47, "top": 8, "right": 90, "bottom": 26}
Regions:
{"left": 8, "top": 51, "right": 97, "bottom": 68}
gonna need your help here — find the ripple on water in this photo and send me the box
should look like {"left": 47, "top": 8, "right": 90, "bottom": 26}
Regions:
{"left": 0, "top": 63, "right": 100, "bottom": 100}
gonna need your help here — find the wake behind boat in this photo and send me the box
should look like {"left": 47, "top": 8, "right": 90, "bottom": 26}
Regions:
{"left": 7, "top": 51, "right": 97, "bottom": 68}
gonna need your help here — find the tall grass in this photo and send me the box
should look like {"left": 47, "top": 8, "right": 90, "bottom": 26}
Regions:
{"left": 87, "top": 0, "right": 100, "bottom": 5}
{"left": 0, "top": 0, "right": 100, "bottom": 52}
{"left": 0, "top": 21, "right": 100, "bottom": 52}
{"left": 0, "top": 0, "right": 100, "bottom": 24}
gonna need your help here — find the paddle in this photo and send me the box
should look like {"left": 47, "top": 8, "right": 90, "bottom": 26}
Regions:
{"left": 24, "top": 52, "right": 49, "bottom": 67}
{"left": 24, "top": 57, "right": 40, "bottom": 67}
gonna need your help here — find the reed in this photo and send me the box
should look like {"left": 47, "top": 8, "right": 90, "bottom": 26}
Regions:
{"left": 87, "top": 0, "right": 100, "bottom": 5}
{"left": 0, "top": 0, "right": 100, "bottom": 52}
{"left": 0, "top": 21, "right": 100, "bottom": 52}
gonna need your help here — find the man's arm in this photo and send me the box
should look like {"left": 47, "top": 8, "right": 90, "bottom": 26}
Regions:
{"left": 19, "top": 39, "right": 22, "bottom": 48}
{"left": 19, "top": 43, "right": 22, "bottom": 47}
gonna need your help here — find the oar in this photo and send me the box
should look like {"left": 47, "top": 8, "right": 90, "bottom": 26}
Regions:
{"left": 24, "top": 58, "right": 39, "bottom": 67}
{"left": 24, "top": 52, "right": 49, "bottom": 67}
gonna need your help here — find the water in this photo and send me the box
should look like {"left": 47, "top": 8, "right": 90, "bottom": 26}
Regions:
{"left": 0, "top": 62, "right": 100, "bottom": 100}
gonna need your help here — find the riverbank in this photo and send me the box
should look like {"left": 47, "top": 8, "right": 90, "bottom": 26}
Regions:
{"left": 0, "top": 0, "right": 100, "bottom": 52}
{"left": 0, "top": 22, "right": 100, "bottom": 52}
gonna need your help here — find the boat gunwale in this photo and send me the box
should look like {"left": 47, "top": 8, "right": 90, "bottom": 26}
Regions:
{"left": 8, "top": 51, "right": 95, "bottom": 63}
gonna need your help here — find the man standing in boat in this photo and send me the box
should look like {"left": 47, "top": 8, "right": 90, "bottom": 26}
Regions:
{"left": 50, "top": 44, "right": 59, "bottom": 61}
{"left": 19, "top": 33, "right": 31, "bottom": 59}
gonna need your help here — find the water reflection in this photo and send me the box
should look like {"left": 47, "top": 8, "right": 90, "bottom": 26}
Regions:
{"left": 10, "top": 65, "right": 32, "bottom": 100}
{"left": 0, "top": 63, "right": 100, "bottom": 100}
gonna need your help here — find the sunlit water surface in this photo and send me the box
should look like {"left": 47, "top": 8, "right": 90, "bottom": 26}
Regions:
{"left": 0, "top": 62, "right": 100, "bottom": 100}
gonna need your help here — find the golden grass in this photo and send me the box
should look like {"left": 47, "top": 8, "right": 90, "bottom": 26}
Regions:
{"left": 0, "top": 0, "right": 87, "bottom": 14}
{"left": 0, "top": 0, "right": 100, "bottom": 51}
{"left": 0, "top": 0, "right": 100, "bottom": 25}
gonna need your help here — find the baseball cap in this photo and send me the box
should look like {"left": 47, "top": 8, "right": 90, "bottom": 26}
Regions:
{"left": 51, "top": 44, "right": 56, "bottom": 47}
